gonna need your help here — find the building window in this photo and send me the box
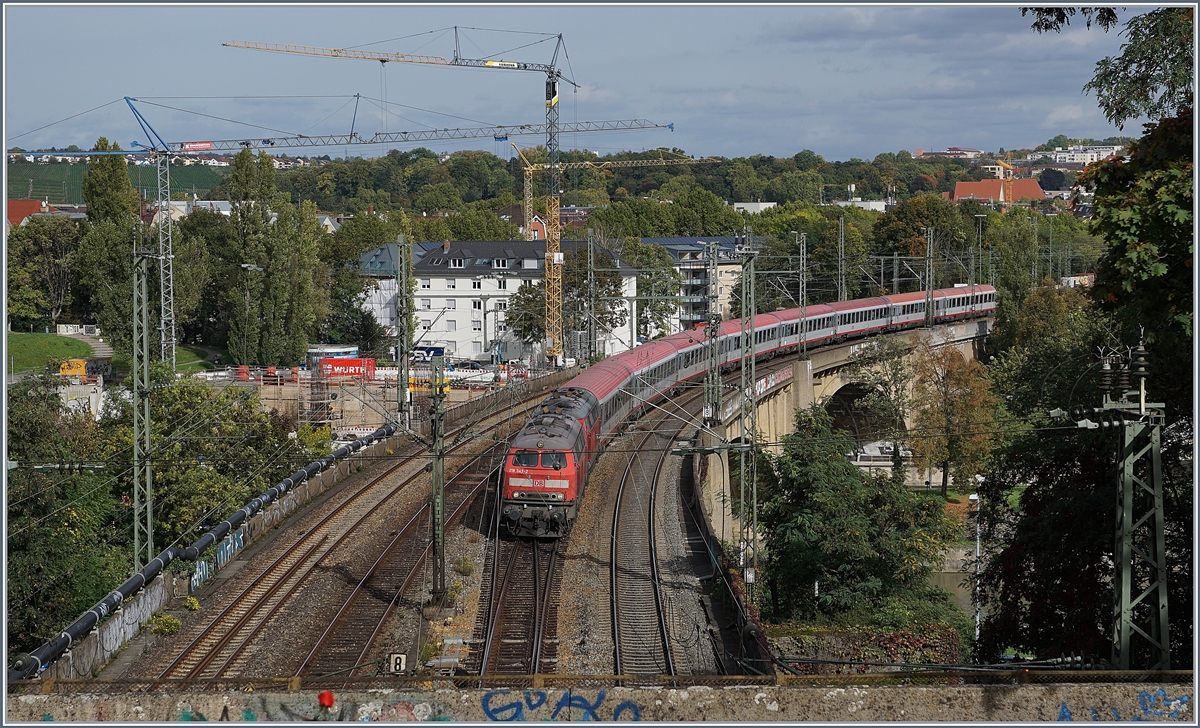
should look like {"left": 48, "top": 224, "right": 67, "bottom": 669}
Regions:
{"left": 446, "top": 320, "right": 456, "bottom": 332}
{"left": 532, "top": 230, "right": 540, "bottom": 240}
{"left": 420, "top": 299, "right": 431, "bottom": 310}
{"left": 493, "top": 258, "right": 509, "bottom": 269}
{"left": 445, "top": 342, "right": 455, "bottom": 354}
{"left": 472, "top": 280, "right": 482, "bottom": 290}
{"left": 497, "top": 278, "right": 507, "bottom": 290}
{"left": 445, "top": 299, "right": 456, "bottom": 310}
{"left": 496, "top": 323, "right": 508, "bottom": 334}
{"left": 496, "top": 301, "right": 508, "bottom": 311}
{"left": 472, "top": 341, "right": 482, "bottom": 354}
{"left": 524, "top": 279, "right": 534, "bottom": 288}
{"left": 449, "top": 259, "right": 464, "bottom": 269}
{"left": 472, "top": 300, "right": 483, "bottom": 310}
{"left": 420, "top": 278, "right": 431, "bottom": 289}
{"left": 421, "top": 319, "right": 431, "bottom": 330}
{"left": 523, "top": 258, "right": 537, "bottom": 269}
{"left": 446, "top": 279, "right": 456, "bottom": 289}
{"left": 472, "top": 321, "right": 482, "bottom": 332}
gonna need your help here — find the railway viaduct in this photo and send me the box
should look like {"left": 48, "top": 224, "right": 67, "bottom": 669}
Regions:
{"left": 695, "top": 318, "right": 993, "bottom": 554}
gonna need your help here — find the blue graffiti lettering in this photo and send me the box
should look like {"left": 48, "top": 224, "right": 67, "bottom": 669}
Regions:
{"left": 1058, "top": 703, "right": 1073, "bottom": 721}
{"left": 1090, "top": 707, "right": 1098, "bottom": 721}
{"left": 552, "top": 690, "right": 606, "bottom": 721}
{"left": 481, "top": 690, "right": 524, "bottom": 721}
{"left": 523, "top": 691, "right": 547, "bottom": 710}
{"left": 1140, "top": 689, "right": 1190, "bottom": 719}
{"left": 612, "top": 701, "right": 642, "bottom": 721}
{"left": 1111, "top": 708, "right": 1121, "bottom": 721}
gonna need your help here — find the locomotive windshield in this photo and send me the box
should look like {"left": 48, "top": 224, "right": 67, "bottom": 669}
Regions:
{"left": 541, "top": 452, "right": 566, "bottom": 469}
{"left": 512, "top": 451, "right": 539, "bottom": 467}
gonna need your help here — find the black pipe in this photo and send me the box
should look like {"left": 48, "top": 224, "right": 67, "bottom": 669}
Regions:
{"left": 9, "top": 423, "right": 398, "bottom": 680}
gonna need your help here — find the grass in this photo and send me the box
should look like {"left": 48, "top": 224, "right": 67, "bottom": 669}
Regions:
{"left": 176, "top": 345, "right": 217, "bottom": 374}
{"left": 6, "top": 160, "right": 227, "bottom": 206}
{"left": 6, "top": 333, "right": 93, "bottom": 373}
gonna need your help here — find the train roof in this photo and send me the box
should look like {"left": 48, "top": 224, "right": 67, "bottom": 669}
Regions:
{"left": 564, "top": 357, "right": 635, "bottom": 402}
{"left": 827, "top": 296, "right": 892, "bottom": 312}
{"left": 511, "top": 410, "right": 585, "bottom": 451}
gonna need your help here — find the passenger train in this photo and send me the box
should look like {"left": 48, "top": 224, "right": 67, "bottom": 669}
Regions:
{"left": 501, "top": 284, "right": 997, "bottom": 537}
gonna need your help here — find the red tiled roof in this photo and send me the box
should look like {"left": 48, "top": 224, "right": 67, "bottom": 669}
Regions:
{"left": 952, "top": 179, "right": 1045, "bottom": 203}
{"left": 6, "top": 199, "right": 52, "bottom": 226}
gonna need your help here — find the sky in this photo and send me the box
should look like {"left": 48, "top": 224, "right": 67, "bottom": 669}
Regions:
{"left": 3, "top": 4, "right": 1150, "bottom": 163}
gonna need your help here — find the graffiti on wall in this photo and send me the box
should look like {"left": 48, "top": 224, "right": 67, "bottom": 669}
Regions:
{"left": 1057, "top": 689, "right": 1190, "bottom": 722}
{"left": 480, "top": 689, "right": 641, "bottom": 722}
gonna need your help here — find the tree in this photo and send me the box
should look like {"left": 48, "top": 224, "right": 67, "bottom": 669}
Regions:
{"left": 909, "top": 341, "right": 1000, "bottom": 497}
{"left": 413, "top": 182, "right": 464, "bottom": 213}
{"left": 615, "top": 238, "right": 680, "bottom": 338}
{"left": 81, "top": 137, "right": 139, "bottom": 225}
{"left": 226, "top": 150, "right": 275, "bottom": 364}
{"left": 873, "top": 194, "right": 967, "bottom": 256}
{"left": 764, "top": 170, "right": 823, "bottom": 205}
{"left": 1038, "top": 168, "right": 1067, "bottom": 191}
{"left": 762, "top": 405, "right": 962, "bottom": 629}
{"left": 842, "top": 336, "right": 915, "bottom": 478}
{"left": 1082, "top": 108, "right": 1193, "bottom": 420}
{"left": 504, "top": 280, "right": 546, "bottom": 345}
{"left": 7, "top": 374, "right": 127, "bottom": 657}
{"left": 73, "top": 221, "right": 140, "bottom": 359}
{"left": 561, "top": 247, "right": 627, "bottom": 344}
{"left": 6, "top": 222, "right": 48, "bottom": 328}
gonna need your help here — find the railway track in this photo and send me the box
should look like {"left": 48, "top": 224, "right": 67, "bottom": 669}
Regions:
{"left": 470, "top": 533, "right": 565, "bottom": 676}
{"left": 153, "top": 392, "right": 542, "bottom": 683}
{"left": 296, "top": 443, "right": 507, "bottom": 680}
{"left": 610, "top": 391, "right": 703, "bottom": 678}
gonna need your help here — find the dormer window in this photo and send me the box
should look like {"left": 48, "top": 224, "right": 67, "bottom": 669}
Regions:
{"left": 449, "top": 258, "right": 464, "bottom": 269}
{"left": 493, "top": 258, "right": 509, "bottom": 269}
{"left": 523, "top": 258, "right": 537, "bottom": 269}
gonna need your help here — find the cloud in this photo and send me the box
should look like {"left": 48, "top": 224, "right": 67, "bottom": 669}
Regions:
{"left": 1044, "top": 105, "right": 1088, "bottom": 128}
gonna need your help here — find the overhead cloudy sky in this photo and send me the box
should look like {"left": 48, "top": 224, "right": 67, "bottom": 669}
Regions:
{"left": 4, "top": 4, "right": 1146, "bottom": 161}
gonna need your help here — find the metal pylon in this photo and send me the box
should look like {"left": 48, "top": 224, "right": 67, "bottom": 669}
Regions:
{"left": 1106, "top": 346, "right": 1170, "bottom": 670}
{"left": 429, "top": 355, "right": 447, "bottom": 601}
{"left": 738, "top": 241, "right": 758, "bottom": 591}
{"left": 704, "top": 240, "right": 722, "bottom": 426}
{"left": 155, "top": 153, "right": 176, "bottom": 367}
{"left": 132, "top": 229, "right": 155, "bottom": 571}
{"left": 396, "top": 235, "right": 410, "bottom": 430}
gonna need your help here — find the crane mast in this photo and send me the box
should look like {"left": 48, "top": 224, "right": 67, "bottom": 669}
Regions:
{"left": 513, "top": 145, "right": 721, "bottom": 362}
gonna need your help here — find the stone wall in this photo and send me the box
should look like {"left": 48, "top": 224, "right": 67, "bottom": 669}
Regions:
{"left": 8, "top": 682, "right": 1192, "bottom": 722}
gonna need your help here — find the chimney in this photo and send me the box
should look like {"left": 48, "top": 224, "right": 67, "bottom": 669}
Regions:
{"left": 367, "top": 206, "right": 374, "bottom": 216}
{"left": 442, "top": 240, "right": 451, "bottom": 253}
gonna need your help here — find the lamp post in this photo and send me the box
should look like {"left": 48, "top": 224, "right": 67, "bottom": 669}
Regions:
{"left": 969, "top": 486, "right": 982, "bottom": 649}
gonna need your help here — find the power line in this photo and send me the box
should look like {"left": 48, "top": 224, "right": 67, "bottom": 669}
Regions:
{"left": 9, "top": 98, "right": 124, "bottom": 140}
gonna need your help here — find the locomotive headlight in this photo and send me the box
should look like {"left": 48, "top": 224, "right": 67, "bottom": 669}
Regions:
{"left": 515, "top": 491, "right": 524, "bottom": 499}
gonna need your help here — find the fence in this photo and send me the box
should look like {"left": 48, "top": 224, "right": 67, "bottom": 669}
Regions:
{"left": 55, "top": 325, "right": 100, "bottom": 336}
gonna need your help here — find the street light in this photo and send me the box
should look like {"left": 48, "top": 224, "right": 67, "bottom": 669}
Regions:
{"left": 969, "top": 483, "right": 983, "bottom": 651}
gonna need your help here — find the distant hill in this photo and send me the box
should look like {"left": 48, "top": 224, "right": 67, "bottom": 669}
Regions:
{"left": 6, "top": 160, "right": 227, "bottom": 205}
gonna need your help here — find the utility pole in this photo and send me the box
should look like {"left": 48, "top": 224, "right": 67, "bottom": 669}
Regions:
{"left": 973, "top": 214, "right": 986, "bottom": 288}
{"left": 737, "top": 237, "right": 758, "bottom": 598}
{"left": 156, "top": 153, "right": 176, "bottom": 368}
{"left": 132, "top": 225, "right": 155, "bottom": 571}
{"left": 922, "top": 226, "right": 935, "bottom": 327}
{"left": 587, "top": 228, "right": 596, "bottom": 362}
{"left": 704, "top": 240, "right": 721, "bottom": 426}
{"left": 792, "top": 231, "right": 808, "bottom": 357}
{"left": 429, "top": 355, "right": 447, "bottom": 602}
{"left": 396, "top": 235, "right": 410, "bottom": 429}
{"left": 1053, "top": 341, "right": 1170, "bottom": 670}
{"left": 837, "top": 216, "right": 847, "bottom": 302}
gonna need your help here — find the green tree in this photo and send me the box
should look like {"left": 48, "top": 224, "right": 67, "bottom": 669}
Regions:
{"left": 81, "top": 138, "right": 139, "bottom": 225}
{"left": 1082, "top": 109, "right": 1193, "bottom": 420}
{"left": 6, "top": 374, "right": 127, "bottom": 657}
{"left": 764, "top": 170, "right": 823, "bottom": 205}
{"left": 73, "top": 221, "right": 140, "bottom": 359}
{"left": 6, "top": 222, "right": 49, "bottom": 328}
{"left": 504, "top": 280, "right": 546, "bottom": 345}
{"left": 413, "top": 182, "right": 464, "bottom": 213}
{"left": 561, "top": 247, "right": 628, "bottom": 345}
{"left": 873, "top": 194, "right": 967, "bottom": 256}
{"left": 842, "top": 336, "right": 915, "bottom": 478}
{"left": 617, "top": 238, "right": 681, "bottom": 338}
{"left": 5, "top": 217, "right": 84, "bottom": 327}
{"left": 446, "top": 207, "right": 520, "bottom": 241}
{"left": 226, "top": 150, "right": 275, "bottom": 364}
{"left": 762, "top": 405, "right": 961, "bottom": 629}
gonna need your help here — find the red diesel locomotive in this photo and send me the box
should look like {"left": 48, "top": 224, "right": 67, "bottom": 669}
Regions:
{"left": 500, "top": 284, "right": 997, "bottom": 538}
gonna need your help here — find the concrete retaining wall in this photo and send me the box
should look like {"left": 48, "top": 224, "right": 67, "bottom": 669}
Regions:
{"left": 7, "top": 682, "right": 1192, "bottom": 722}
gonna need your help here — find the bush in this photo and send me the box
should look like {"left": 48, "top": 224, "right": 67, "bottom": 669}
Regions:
{"left": 184, "top": 596, "right": 200, "bottom": 611}
{"left": 149, "top": 613, "right": 181, "bottom": 636}
{"left": 453, "top": 555, "right": 474, "bottom": 577}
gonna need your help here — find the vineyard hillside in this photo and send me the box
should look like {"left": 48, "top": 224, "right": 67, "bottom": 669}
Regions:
{"left": 6, "top": 160, "right": 226, "bottom": 205}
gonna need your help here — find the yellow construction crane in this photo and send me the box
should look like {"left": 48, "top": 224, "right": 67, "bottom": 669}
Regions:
{"left": 511, "top": 143, "right": 721, "bottom": 362}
